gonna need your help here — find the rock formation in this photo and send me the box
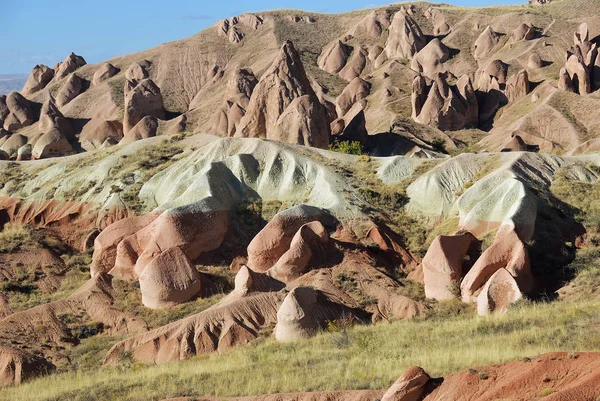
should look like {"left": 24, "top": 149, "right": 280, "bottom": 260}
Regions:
{"left": 56, "top": 73, "right": 85, "bottom": 107}
{"left": 0, "top": 346, "right": 54, "bottom": 385}
{"left": 381, "top": 366, "right": 430, "bottom": 401}
{"left": 337, "top": 77, "right": 371, "bottom": 117}
{"left": 422, "top": 232, "right": 478, "bottom": 301}
{"left": 236, "top": 41, "right": 331, "bottom": 148}
{"left": 561, "top": 23, "right": 598, "bottom": 94}
{"left": 39, "top": 96, "right": 72, "bottom": 136}
{"left": 138, "top": 247, "right": 203, "bottom": 309}
{"left": 121, "top": 116, "right": 159, "bottom": 144}
{"left": 93, "top": 62, "right": 120, "bottom": 85}
{"left": 376, "top": 9, "right": 426, "bottom": 66}
{"left": 80, "top": 119, "right": 124, "bottom": 150}
{"left": 208, "top": 68, "right": 258, "bottom": 136}
{"left": 476, "top": 268, "right": 523, "bottom": 315}
{"left": 123, "top": 78, "right": 165, "bottom": 133}
{"left": 2, "top": 92, "right": 35, "bottom": 131}
{"left": 339, "top": 47, "right": 368, "bottom": 82}
{"left": 318, "top": 41, "right": 351, "bottom": 74}
{"left": 461, "top": 227, "right": 533, "bottom": 303}
{"left": 32, "top": 128, "right": 73, "bottom": 159}
{"left": 504, "top": 70, "right": 530, "bottom": 102}
{"left": 21, "top": 64, "right": 54, "bottom": 96}
{"left": 513, "top": 23, "right": 535, "bottom": 41}
{"left": 410, "top": 38, "right": 450, "bottom": 76}
{"left": 474, "top": 26, "right": 500, "bottom": 59}
{"left": 528, "top": 53, "right": 543, "bottom": 69}
{"left": 247, "top": 205, "right": 333, "bottom": 273}
{"left": 125, "top": 60, "right": 151, "bottom": 82}
{"left": 423, "top": 7, "right": 450, "bottom": 36}
{"left": 412, "top": 73, "right": 479, "bottom": 130}
{"left": 52, "top": 52, "right": 86, "bottom": 82}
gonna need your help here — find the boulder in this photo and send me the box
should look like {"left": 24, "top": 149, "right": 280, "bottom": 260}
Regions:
{"left": 236, "top": 41, "right": 326, "bottom": 145}
{"left": 80, "top": 119, "right": 124, "bottom": 150}
{"left": 474, "top": 26, "right": 500, "bottom": 59}
{"left": 123, "top": 78, "right": 165, "bottom": 133}
{"left": 410, "top": 38, "right": 450, "bottom": 77}
{"left": 16, "top": 144, "right": 32, "bottom": 161}
{"left": 381, "top": 366, "right": 431, "bottom": 401}
{"left": 268, "top": 221, "right": 329, "bottom": 282}
{"left": 139, "top": 247, "right": 203, "bottom": 309}
{"left": 337, "top": 77, "right": 371, "bottom": 116}
{"left": 318, "top": 40, "right": 351, "bottom": 74}
{"left": 422, "top": 232, "right": 479, "bottom": 301}
{"left": 125, "top": 60, "right": 151, "bottom": 82}
{"left": 247, "top": 205, "right": 333, "bottom": 272}
{"left": 93, "top": 62, "right": 120, "bottom": 85}
{"left": 53, "top": 52, "right": 86, "bottom": 82}
{"left": 461, "top": 227, "right": 533, "bottom": 302}
{"left": 21, "top": 64, "right": 54, "bottom": 96}
{"left": 56, "top": 73, "right": 85, "bottom": 106}
{"left": 476, "top": 268, "right": 523, "bottom": 315}
{"left": 121, "top": 116, "right": 159, "bottom": 144}
{"left": 505, "top": 70, "right": 530, "bottom": 102}
{"left": 528, "top": 53, "right": 543, "bottom": 69}
{"left": 3, "top": 92, "right": 35, "bottom": 131}
{"left": 0, "top": 134, "right": 27, "bottom": 157}
{"left": 513, "top": 24, "right": 535, "bottom": 41}
{"left": 377, "top": 9, "right": 426, "bottom": 64}
{"left": 32, "top": 128, "right": 73, "bottom": 159}
{"left": 271, "top": 95, "right": 331, "bottom": 149}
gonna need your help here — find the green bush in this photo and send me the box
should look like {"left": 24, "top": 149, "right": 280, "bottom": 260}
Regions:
{"left": 329, "top": 140, "right": 364, "bottom": 155}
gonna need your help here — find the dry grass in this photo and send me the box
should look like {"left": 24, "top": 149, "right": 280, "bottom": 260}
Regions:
{"left": 2, "top": 298, "right": 598, "bottom": 401}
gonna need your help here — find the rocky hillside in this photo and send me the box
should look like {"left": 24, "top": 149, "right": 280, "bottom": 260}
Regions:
{"left": 0, "top": 0, "right": 600, "bottom": 399}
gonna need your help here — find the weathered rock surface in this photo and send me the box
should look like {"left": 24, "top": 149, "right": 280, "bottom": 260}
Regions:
{"left": 32, "top": 128, "right": 73, "bottom": 159}
{"left": 236, "top": 41, "right": 330, "bottom": 147}
{"left": 53, "top": 52, "right": 86, "bottom": 82}
{"left": 381, "top": 366, "right": 430, "bottom": 401}
{"left": 56, "top": 73, "right": 85, "bottom": 106}
{"left": 2, "top": 92, "right": 35, "bottom": 131}
{"left": 21, "top": 64, "right": 54, "bottom": 96}
{"left": 318, "top": 41, "right": 351, "bottom": 74}
{"left": 80, "top": 119, "right": 124, "bottom": 150}
{"left": 0, "top": 346, "right": 54, "bottom": 385}
{"left": 476, "top": 268, "right": 522, "bottom": 315}
{"left": 123, "top": 78, "right": 165, "bottom": 133}
{"left": 377, "top": 9, "right": 426, "bottom": 65}
{"left": 93, "top": 62, "right": 120, "bottom": 85}
{"left": 505, "top": 70, "right": 530, "bottom": 103}
{"left": 422, "top": 232, "right": 478, "bottom": 301}
{"left": 474, "top": 26, "right": 500, "bottom": 59}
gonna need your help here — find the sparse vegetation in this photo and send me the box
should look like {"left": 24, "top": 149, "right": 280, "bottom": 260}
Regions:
{"left": 329, "top": 140, "right": 364, "bottom": 156}
{"left": 2, "top": 299, "right": 599, "bottom": 401}
{"left": 0, "top": 224, "right": 35, "bottom": 253}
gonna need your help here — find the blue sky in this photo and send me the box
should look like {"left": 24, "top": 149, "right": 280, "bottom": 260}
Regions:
{"left": 1, "top": 0, "right": 518, "bottom": 74}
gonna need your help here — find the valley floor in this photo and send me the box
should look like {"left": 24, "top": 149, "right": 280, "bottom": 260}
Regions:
{"left": 2, "top": 298, "right": 599, "bottom": 401}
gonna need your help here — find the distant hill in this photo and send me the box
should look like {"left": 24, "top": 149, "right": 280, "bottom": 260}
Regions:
{"left": 0, "top": 74, "right": 27, "bottom": 95}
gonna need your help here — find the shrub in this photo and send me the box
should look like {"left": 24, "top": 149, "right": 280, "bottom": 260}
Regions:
{"left": 0, "top": 224, "right": 35, "bottom": 253}
{"left": 329, "top": 140, "right": 364, "bottom": 155}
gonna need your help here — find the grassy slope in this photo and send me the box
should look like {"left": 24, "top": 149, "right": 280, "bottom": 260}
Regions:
{"left": 2, "top": 299, "right": 599, "bottom": 401}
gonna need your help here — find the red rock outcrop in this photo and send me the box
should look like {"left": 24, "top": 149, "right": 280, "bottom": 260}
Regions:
{"left": 0, "top": 346, "right": 54, "bottom": 385}
{"left": 461, "top": 227, "right": 533, "bottom": 302}
{"left": 381, "top": 366, "right": 431, "bottom": 401}
{"left": 422, "top": 232, "right": 478, "bottom": 301}
{"left": 246, "top": 205, "right": 333, "bottom": 273}
{"left": 139, "top": 247, "right": 204, "bottom": 309}
{"left": 476, "top": 268, "right": 523, "bottom": 315}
